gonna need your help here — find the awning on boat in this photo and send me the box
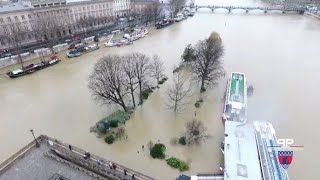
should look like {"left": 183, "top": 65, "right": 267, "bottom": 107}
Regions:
{"left": 12, "top": 69, "right": 23, "bottom": 74}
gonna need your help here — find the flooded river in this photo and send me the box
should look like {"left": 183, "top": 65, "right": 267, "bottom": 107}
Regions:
{"left": 1, "top": 1, "right": 320, "bottom": 179}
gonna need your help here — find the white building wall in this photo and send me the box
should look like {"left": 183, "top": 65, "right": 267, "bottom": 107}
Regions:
{"left": 0, "top": 0, "right": 115, "bottom": 50}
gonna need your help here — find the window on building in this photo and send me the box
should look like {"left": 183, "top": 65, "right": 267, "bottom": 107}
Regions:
{"left": 14, "top": 16, "right": 18, "bottom": 21}
{"left": 0, "top": 18, "right": 3, "bottom": 23}
{"left": 103, "top": 4, "right": 105, "bottom": 8}
{"left": 83, "top": 7, "right": 85, "bottom": 11}
{"left": 21, "top": 15, "right": 25, "bottom": 20}
{"left": 28, "top": 34, "right": 32, "bottom": 39}
{"left": 87, "top": 6, "right": 89, "bottom": 10}
{"left": 28, "top": 14, "right": 32, "bottom": 19}
{"left": 91, "top": 6, "right": 93, "bottom": 10}
{"left": 7, "top": 17, "right": 11, "bottom": 22}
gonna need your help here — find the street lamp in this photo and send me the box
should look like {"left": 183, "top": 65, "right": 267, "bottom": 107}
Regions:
{"left": 30, "top": 129, "right": 40, "bottom": 148}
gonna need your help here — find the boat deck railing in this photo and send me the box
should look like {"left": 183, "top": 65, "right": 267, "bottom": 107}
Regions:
{"left": 255, "top": 131, "right": 272, "bottom": 180}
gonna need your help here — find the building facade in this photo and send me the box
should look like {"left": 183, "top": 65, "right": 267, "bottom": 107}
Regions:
{"left": 0, "top": 0, "right": 131, "bottom": 51}
{"left": 114, "top": 0, "right": 130, "bottom": 17}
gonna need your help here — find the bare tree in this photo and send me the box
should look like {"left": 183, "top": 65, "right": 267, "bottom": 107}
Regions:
{"left": 166, "top": 71, "right": 191, "bottom": 112}
{"left": 132, "top": 53, "right": 150, "bottom": 105}
{"left": 184, "top": 119, "right": 211, "bottom": 145}
{"left": 88, "top": 55, "right": 129, "bottom": 112}
{"left": 167, "top": 0, "right": 186, "bottom": 18}
{"left": 150, "top": 1, "right": 163, "bottom": 23}
{"left": 5, "top": 23, "right": 28, "bottom": 68}
{"left": 33, "top": 13, "right": 62, "bottom": 53}
{"left": 150, "top": 55, "right": 165, "bottom": 87}
{"left": 191, "top": 32, "right": 225, "bottom": 93}
{"left": 123, "top": 56, "right": 138, "bottom": 108}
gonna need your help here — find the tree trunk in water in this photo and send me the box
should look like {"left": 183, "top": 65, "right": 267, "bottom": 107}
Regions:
{"left": 139, "top": 81, "right": 143, "bottom": 105}
{"left": 157, "top": 77, "right": 159, "bottom": 88}
{"left": 122, "top": 103, "right": 128, "bottom": 112}
{"left": 130, "top": 87, "right": 136, "bottom": 108}
{"left": 200, "top": 79, "right": 205, "bottom": 93}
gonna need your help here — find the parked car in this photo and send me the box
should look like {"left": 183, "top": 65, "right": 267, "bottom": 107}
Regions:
{"left": 119, "top": 17, "right": 127, "bottom": 22}
{"left": 72, "top": 36, "right": 81, "bottom": 41}
{"left": 64, "top": 38, "right": 72, "bottom": 43}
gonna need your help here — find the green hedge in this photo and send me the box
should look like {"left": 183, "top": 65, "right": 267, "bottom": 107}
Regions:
{"left": 105, "top": 135, "right": 115, "bottom": 144}
{"left": 95, "top": 110, "right": 130, "bottom": 134}
{"left": 109, "top": 120, "right": 118, "bottom": 128}
{"left": 105, "top": 110, "right": 130, "bottom": 124}
{"left": 150, "top": 143, "right": 166, "bottom": 159}
{"left": 166, "top": 157, "right": 189, "bottom": 172}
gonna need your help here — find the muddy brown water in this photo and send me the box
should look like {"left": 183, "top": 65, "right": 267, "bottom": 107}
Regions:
{"left": 1, "top": 4, "right": 320, "bottom": 179}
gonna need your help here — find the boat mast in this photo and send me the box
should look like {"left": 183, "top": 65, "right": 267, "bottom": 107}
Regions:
{"left": 15, "top": 41, "right": 24, "bottom": 69}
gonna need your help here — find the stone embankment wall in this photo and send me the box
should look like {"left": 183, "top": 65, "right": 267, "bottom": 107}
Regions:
{"left": 0, "top": 36, "right": 96, "bottom": 69}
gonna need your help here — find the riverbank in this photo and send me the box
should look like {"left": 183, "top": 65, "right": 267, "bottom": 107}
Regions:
{"left": 305, "top": 11, "right": 320, "bottom": 19}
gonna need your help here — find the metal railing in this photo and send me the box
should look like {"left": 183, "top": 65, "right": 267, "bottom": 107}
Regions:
{"left": 45, "top": 136, "right": 155, "bottom": 180}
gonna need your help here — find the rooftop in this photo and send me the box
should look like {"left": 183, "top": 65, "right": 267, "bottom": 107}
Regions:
{"left": 0, "top": 1, "right": 32, "bottom": 13}
{"left": 229, "top": 72, "right": 245, "bottom": 104}
{"left": 224, "top": 121, "right": 262, "bottom": 180}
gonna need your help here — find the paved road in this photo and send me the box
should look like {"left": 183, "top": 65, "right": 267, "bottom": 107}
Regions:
{"left": 2, "top": 17, "right": 156, "bottom": 57}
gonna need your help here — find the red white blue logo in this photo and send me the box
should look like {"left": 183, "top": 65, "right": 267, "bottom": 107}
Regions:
{"left": 278, "top": 151, "right": 293, "bottom": 169}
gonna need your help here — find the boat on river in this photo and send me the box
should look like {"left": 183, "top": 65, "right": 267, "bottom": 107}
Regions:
{"left": 67, "top": 50, "right": 81, "bottom": 58}
{"left": 6, "top": 64, "right": 37, "bottom": 78}
{"left": 84, "top": 44, "right": 100, "bottom": 52}
{"left": 155, "top": 19, "right": 174, "bottom": 29}
{"left": 104, "top": 40, "right": 118, "bottom": 47}
{"left": 123, "top": 27, "right": 148, "bottom": 41}
{"left": 6, "top": 57, "right": 61, "bottom": 78}
{"left": 117, "top": 39, "right": 133, "bottom": 46}
{"left": 67, "top": 44, "right": 99, "bottom": 58}
{"left": 222, "top": 72, "right": 247, "bottom": 122}
{"left": 174, "top": 14, "right": 187, "bottom": 22}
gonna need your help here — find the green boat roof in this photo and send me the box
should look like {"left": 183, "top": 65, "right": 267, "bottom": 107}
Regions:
{"left": 229, "top": 73, "right": 245, "bottom": 103}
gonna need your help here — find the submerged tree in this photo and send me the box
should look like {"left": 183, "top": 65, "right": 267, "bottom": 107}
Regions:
{"left": 150, "top": 55, "right": 165, "bottom": 87}
{"left": 191, "top": 32, "right": 225, "bottom": 93}
{"left": 88, "top": 55, "right": 128, "bottom": 112}
{"left": 123, "top": 56, "right": 138, "bottom": 108}
{"left": 166, "top": 71, "right": 191, "bottom": 113}
{"left": 132, "top": 53, "right": 151, "bottom": 105}
{"left": 184, "top": 119, "right": 211, "bottom": 145}
{"left": 181, "top": 44, "right": 196, "bottom": 63}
